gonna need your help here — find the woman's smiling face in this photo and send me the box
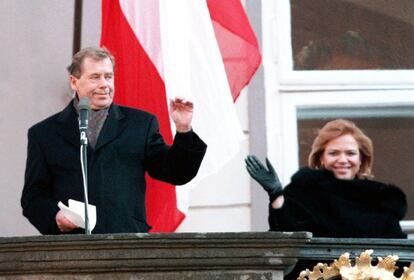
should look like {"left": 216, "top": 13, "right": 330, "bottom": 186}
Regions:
{"left": 320, "top": 134, "right": 361, "bottom": 180}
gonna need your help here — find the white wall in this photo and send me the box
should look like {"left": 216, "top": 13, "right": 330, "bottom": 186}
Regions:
{"left": 0, "top": 1, "right": 74, "bottom": 236}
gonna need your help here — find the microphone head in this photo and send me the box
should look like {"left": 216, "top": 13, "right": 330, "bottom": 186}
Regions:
{"left": 78, "top": 97, "right": 90, "bottom": 132}
{"left": 78, "top": 97, "right": 91, "bottom": 112}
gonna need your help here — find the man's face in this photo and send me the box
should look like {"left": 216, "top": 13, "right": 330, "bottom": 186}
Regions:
{"left": 70, "top": 57, "right": 114, "bottom": 110}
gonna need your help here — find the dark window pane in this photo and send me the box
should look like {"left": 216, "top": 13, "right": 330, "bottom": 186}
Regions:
{"left": 291, "top": 0, "right": 414, "bottom": 70}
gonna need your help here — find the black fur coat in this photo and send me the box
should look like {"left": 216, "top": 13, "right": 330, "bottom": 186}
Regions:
{"left": 269, "top": 167, "right": 407, "bottom": 238}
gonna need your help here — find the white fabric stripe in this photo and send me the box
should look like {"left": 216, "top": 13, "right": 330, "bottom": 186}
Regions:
{"left": 159, "top": 0, "right": 191, "bottom": 99}
{"left": 119, "top": 0, "right": 164, "bottom": 77}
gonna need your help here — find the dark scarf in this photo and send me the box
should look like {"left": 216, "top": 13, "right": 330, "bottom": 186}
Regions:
{"left": 73, "top": 98, "right": 109, "bottom": 148}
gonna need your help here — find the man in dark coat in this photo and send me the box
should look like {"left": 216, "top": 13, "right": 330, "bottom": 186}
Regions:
{"left": 21, "top": 47, "right": 207, "bottom": 235}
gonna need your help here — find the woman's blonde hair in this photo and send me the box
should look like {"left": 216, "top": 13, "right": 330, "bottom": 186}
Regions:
{"left": 308, "top": 119, "right": 373, "bottom": 178}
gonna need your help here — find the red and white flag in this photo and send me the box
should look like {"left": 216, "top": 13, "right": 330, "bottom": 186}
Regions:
{"left": 101, "top": 0, "right": 261, "bottom": 232}
{"left": 207, "top": 0, "right": 262, "bottom": 101}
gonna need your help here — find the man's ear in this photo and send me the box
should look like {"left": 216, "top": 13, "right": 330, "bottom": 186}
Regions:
{"left": 69, "top": 75, "right": 78, "bottom": 91}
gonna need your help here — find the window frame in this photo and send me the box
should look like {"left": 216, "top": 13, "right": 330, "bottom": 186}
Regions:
{"left": 276, "top": 0, "right": 414, "bottom": 92}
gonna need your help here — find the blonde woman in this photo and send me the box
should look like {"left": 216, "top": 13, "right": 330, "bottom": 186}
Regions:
{"left": 246, "top": 119, "right": 406, "bottom": 238}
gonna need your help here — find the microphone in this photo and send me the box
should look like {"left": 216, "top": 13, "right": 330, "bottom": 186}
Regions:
{"left": 78, "top": 96, "right": 92, "bottom": 234}
{"left": 78, "top": 97, "right": 90, "bottom": 146}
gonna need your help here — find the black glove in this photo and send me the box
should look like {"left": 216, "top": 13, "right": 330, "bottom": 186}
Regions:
{"left": 245, "top": 155, "right": 283, "bottom": 202}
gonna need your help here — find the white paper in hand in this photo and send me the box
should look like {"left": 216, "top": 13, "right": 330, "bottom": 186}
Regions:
{"left": 58, "top": 199, "right": 96, "bottom": 230}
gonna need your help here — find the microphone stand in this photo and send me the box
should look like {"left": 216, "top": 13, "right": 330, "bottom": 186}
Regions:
{"left": 79, "top": 128, "right": 91, "bottom": 235}
{"left": 78, "top": 96, "right": 91, "bottom": 235}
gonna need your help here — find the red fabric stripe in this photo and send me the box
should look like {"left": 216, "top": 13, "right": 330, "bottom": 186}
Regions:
{"left": 207, "top": 0, "right": 262, "bottom": 101}
{"left": 100, "top": 0, "right": 185, "bottom": 232}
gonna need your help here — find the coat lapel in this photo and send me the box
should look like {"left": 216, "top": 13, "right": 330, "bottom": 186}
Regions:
{"left": 94, "top": 104, "right": 127, "bottom": 151}
{"left": 56, "top": 101, "right": 80, "bottom": 148}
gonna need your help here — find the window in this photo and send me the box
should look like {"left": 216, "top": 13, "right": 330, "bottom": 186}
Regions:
{"left": 291, "top": 0, "right": 414, "bottom": 70}
{"left": 262, "top": 0, "right": 414, "bottom": 230}
{"left": 274, "top": 0, "right": 414, "bottom": 90}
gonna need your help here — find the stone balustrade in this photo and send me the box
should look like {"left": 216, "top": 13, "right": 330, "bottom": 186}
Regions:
{"left": 0, "top": 232, "right": 412, "bottom": 279}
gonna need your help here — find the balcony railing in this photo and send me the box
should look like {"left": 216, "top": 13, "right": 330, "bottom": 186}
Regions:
{"left": 0, "top": 232, "right": 412, "bottom": 279}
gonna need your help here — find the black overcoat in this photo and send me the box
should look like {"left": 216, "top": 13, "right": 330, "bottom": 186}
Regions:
{"left": 269, "top": 167, "right": 407, "bottom": 238}
{"left": 21, "top": 102, "right": 207, "bottom": 234}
